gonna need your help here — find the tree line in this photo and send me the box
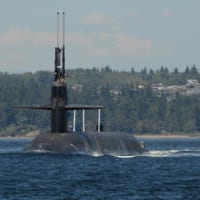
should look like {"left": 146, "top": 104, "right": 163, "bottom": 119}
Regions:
{"left": 0, "top": 65, "right": 200, "bottom": 136}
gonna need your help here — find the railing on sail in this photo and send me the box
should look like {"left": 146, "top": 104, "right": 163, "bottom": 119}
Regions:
{"left": 72, "top": 108, "right": 103, "bottom": 132}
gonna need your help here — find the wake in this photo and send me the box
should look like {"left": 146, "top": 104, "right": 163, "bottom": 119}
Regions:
{"left": 0, "top": 147, "right": 200, "bottom": 158}
{"left": 148, "top": 149, "right": 200, "bottom": 157}
{"left": 117, "top": 148, "right": 200, "bottom": 158}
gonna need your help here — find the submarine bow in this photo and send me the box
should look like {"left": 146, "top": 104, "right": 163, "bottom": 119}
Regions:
{"left": 16, "top": 12, "right": 147, "bottom": 156}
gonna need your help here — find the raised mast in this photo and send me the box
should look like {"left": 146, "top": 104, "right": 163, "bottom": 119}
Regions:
{"left": 57, "top": 12, "right": 59, "bottom": 48}
{"left": 62, "top": 12, "right": 65, "bottom": 79}
{"left": 54, "top": 12, "right": 66, "bottom": 82}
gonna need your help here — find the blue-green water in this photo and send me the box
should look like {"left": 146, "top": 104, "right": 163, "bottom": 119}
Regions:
{"left": 0, "top": 137, "right": 199, "bottom": 200}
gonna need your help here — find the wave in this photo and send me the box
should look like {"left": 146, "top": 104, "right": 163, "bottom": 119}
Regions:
{"left": 148, "top": 149, "right": 200, "bottom": 157}
{"left": 1, "top": 148, "right": 200, "bottom": 158}
{"left": 115, "top": 149, "right": 200, "bottom": 158}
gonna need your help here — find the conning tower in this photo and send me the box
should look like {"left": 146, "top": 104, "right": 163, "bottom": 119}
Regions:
{"left": 15, "top": 12, "right": 104, "bottom": 133}
{"left": 51, "top": 12, "right": 67, "bottom": 133}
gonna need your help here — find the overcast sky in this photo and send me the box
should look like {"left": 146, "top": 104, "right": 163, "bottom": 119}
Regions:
{"left": 0, "top": 0, "right": 200, "bottom": 73}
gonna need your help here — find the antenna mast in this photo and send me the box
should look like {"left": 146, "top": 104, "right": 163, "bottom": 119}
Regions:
{"left": 57, "top": 12, "right": 59, "bottom": 47}
{"left": 54, "top": 12, "right": 65, "bottom": 82}
{"left": 62, "top": 12, "right": 65, "bottom": 79}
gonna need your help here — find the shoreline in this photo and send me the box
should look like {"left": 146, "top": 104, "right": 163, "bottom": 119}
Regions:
{"left": 135, "top": 134, "right": 200, "bottom": 139}
{"left": 0, "top": 133, "right": 200, "bottom": 139}
{"left": 0, "top": 136, "right": 34, "bottom": 139}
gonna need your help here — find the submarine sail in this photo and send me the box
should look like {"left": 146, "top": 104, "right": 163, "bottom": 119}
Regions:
{"left": 16, "top": 12, "right": 147, "bottom": 156}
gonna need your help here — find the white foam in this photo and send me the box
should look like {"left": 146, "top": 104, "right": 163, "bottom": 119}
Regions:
{"left": 116, "top": 155, "right": 138, "bottom": 158}
{"left": 25, "top": 149, "right": 53, "bottom": 153}
{"left": 147, "top": 149, "right": 200, "bottom": 157}
{"left": 90, "top": 152, "right": 103, "bottom": 157}
{"left": 113, "top": 149, "right": 200, "bottom": 158}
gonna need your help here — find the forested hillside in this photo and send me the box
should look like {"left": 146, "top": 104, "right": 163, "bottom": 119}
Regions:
{"left": 1, "top": 65, "right": 200, "bottom": 136}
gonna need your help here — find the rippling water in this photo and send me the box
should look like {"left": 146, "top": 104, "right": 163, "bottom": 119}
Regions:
{"left": 0, "top": 137, "right": 199, "bottom": 200}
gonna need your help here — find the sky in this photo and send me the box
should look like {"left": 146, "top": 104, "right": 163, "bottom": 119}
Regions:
{"left": 0, "top": 0, "right": 200, "bottom": 73}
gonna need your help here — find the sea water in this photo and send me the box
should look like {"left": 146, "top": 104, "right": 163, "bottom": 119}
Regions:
{"left": 0, "top": 137, "right": 199, "bottom": 200}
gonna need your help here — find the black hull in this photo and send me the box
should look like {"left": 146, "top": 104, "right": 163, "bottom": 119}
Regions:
{"left": 17, "top": 13, "right": 148, "bottom": 156}
{"left": 24, "top": 132, "right": 147, "bottom": 156}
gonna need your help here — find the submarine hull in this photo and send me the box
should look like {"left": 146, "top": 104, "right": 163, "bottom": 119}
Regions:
{"left": 24, "top": 132, "right": 147, "bottom": 156}
{"left": 18, "top": 13, "right": 148, "bottom": 156}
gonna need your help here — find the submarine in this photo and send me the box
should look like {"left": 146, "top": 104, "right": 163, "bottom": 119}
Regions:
{"left": 16, "top": 12, "right": 147, "bottom": 156}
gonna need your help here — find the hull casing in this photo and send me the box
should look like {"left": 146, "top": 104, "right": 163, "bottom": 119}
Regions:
{"left": 25, "top": 131, "right": 147, "bottom": 156}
